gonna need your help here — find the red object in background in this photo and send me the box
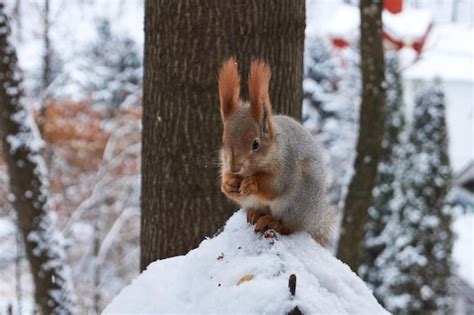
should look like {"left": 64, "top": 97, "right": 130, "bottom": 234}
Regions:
{"left": 412, "top": 23, "right": 432, "bottom": 54}
{"left": 384, "top": 0, "right": 403, "bottom": 14}
{"left": 332, "top": 38, "right": 349, "bottom": 49}
{"left": 330, "top": 0, "right": 431, "bottom": 56}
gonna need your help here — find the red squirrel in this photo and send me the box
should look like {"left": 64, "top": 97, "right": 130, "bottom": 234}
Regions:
{"left": 218, "top": 58, "right": 334, "bottom": 246}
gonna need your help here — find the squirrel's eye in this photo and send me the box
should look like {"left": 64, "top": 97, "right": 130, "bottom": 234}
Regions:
{"left": 251, "top": 138, "right": 260, "bottom": 152}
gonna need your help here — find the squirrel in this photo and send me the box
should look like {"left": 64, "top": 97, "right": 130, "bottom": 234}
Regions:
{"left": 218, "top": 58, "right": 334, "bottom": 246}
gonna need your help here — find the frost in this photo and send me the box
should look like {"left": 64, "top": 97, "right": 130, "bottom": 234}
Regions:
{"left": 6, "top": 106, "right": 45, "bottom": 155}
{"left": 7, "top": 193, "right": 16, "bottom": 202}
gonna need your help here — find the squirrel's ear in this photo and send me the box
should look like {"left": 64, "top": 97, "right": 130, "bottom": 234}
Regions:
{"left": 218, "top": 57, "right": 240, "bottom": 121}
{"left": 248, "top": 60, "right": 272, "bottom": 133}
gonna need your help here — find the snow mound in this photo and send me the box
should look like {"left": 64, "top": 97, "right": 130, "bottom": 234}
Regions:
{"left": 104, "top": 210, "right": 388, "bottom": 314}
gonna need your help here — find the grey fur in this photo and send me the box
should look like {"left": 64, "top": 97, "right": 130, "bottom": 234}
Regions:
{"left": 240, "top": 115, "right": 334, "bottom": 244}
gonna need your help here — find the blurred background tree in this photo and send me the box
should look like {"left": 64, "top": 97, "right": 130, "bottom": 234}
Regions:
{"left": 382, "top": 82, "right": 454, "bottom": 313}
{"left": 359, "top": 52, "right": 406, "bottom": 302}
{"left": 84, "top": 19, "right": 142, "bottom": 113}
{"left": 337, "top": 0, "right": 386, "bottom": 271}
{"left": 303, "top": 38, "right": 360, "bottom": 209}
{"left": 0, "top": 3, "right": 77, "bottom": 313}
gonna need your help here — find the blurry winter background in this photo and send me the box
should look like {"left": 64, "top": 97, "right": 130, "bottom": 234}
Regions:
{"left": 0, "top": 0, "right": 472, "bottom": 314}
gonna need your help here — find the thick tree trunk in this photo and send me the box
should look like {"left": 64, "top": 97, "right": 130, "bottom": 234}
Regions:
{"left": 141, "top": 0, "right": 305, "bottom": 269}
{"left": 336, "top": 0, "right": 385, "bottom": 271}
{"left": 0, "top": 5, "right": 77, "bottom": 314}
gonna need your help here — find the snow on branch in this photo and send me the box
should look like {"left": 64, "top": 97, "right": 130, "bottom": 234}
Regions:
{"left": 0, "top": 4, "right": 77, "bottom": 314}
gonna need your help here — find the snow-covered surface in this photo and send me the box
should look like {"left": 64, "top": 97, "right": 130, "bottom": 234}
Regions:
{"left": 383, "top": 8, "right": 432, "bottom": 41}
{"left": 453, "top": 213, "right": 474, "bottom": 288}
{"left": 325, "top": 4, "right": 359, "bottom": 39}
{"left": 104, "top": 210, "right": 387, "bottom": 315}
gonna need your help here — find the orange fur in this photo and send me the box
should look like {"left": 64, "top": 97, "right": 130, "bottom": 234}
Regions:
{"left": 251, "top": 172, "right": 278, "bottom": 202}
{"left": 254, "top": 215, "right": 292, "bottom": 235}
{"left": 248, "top": 60, "right": 272, "bottom": 124}
{"left": 246, "top": 208, "right": 263, "bottom": 224}
{"left": 221, "top": 171, "right": 279, "bottom": 204}
{"left": 218, "top": 58, "right": 240, "bottom": 120}
{"left": 221, "top": 172, "right": 241, "bottom": 202}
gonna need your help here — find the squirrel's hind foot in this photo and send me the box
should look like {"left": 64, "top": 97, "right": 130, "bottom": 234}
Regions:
{"left": 246, "top": 208, "right": 263, "bottom": 224}
{"left": 254, "top": 214, "right": 292, "bottom": 236}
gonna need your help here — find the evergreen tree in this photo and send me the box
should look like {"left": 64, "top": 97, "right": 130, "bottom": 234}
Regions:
{"left": 50, "top": 19, "right": 142, "bottom": 111}
{"left": 86, "top": 19, "right": 142, "bottom": 110}
{"left": 337, "top": 0, "right": 387, "bottom": 271}
{"left": 359, "top": 52, "right": 405, "bottom": 300}
{"left": 383, "top": 81, "right": 454, "bottom": 313}
{"left": 303, "top": 37, "right": 360, "bottom": 207}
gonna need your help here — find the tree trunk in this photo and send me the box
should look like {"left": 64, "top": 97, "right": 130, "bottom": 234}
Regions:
{"left": 13, "top": 0, "right": 22, "bottom": 42}
{"left": 336, "top": 0, "right": 385, "bottom": 272}
{"left": 38, "top": 0, "right": 51, "bottom": 133}
{"left": 42, "top": 0, "right": 51, "bottom": 92}
{"left": 141, "top": 0, "right": 305, "bottom": 269}
{"left": 0, "top": 5, "right": 77, "bottom": 314}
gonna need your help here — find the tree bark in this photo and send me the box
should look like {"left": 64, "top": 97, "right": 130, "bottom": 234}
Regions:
{"left": 42, "top": 0, "right": 51, "bottom": 92}
{"left": 141, "top": 0, "right": 305, "bottom": 269}
{"left": 336, "top": 0, "right": 385, "bottom": 272}
{"left": 0, "top": 5, "right": 77, "bottom": 314}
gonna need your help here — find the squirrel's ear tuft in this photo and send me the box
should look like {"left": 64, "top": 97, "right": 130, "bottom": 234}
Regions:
{"left": 249, "top": 60, "right": 272, "bottom": 131}
{"left": 218, "top": 57, "right": 240, "bottom": 121}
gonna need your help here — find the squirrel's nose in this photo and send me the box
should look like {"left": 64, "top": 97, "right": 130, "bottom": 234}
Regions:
{"left": 230, "top": 163, "right": 241, "bottom": 174}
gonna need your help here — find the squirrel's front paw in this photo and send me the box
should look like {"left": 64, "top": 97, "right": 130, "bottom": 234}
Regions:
{"left": 239, "top": 176, "right": 258, "bottom": 196}
{"left": 221, "top": 173, "right": 241, "bottom": 197}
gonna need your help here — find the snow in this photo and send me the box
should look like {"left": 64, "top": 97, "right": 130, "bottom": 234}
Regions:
{"left": 453, "top": 213, "right": 474, "bottom": 287}
{"left": 325, "top": 4, "right": 359, "bottom": 39}
{"left": 0, "top": 217, "right": 16, "bottom": 260}
{"left": 5, "top": 0, "right": 144, "bottom": 98}
{"left": 404, "top": 24, "right": 474, "bottom": 82}
{"left": 104, "top": 210, "right": 387, "bottom": 315}
{"left": 307, "top": 1, "right": 474, "bottom": 172}
{"left": 383, "top": 8, "right": 432, "bottom": 42}
{"left": 306, "top": 0, "right": 343, "bottom": 38}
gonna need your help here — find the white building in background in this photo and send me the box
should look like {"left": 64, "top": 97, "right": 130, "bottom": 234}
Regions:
{"left": 403, "top": 23, "right": 474, "bottom": 174}
{"left": 312, "top": 0, "right": 474, "bottom": 201}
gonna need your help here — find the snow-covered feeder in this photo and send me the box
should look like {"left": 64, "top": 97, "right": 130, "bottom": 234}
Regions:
{"left": 104, "top": 210, "right": 388, "bottom": 314}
